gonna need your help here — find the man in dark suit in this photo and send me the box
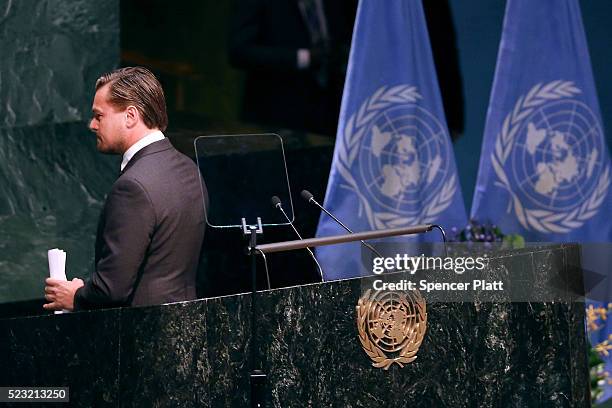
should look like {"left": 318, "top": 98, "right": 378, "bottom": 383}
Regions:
{"left": 229, "top": 0, "right": 356, "bottom": 136}
{"left": 43, "top": 67, "right": 207, "bottom": 311}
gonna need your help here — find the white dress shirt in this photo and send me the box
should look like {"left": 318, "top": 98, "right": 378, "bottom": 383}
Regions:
{"left": 120, "top": 130, "right": 165, "bottom": 171}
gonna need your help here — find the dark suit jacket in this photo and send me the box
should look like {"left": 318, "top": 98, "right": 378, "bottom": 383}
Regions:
{"left": 74, "top": 138, "right": 207, "bottom": 309}
{"left": 228, "top": 0, "right": 356, "bottom": 135}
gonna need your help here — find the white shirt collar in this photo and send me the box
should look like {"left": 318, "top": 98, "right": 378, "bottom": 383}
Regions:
{"left": 120, "top": 130, "right": 165, "bottom": 171}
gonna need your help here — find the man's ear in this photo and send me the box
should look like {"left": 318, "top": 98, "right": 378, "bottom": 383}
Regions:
{"left": 125, "top": 105, "right": 139, "bottom": 128}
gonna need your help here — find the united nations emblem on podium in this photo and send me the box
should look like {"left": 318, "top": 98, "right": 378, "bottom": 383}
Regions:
{"left": 356, "top": 289, "right": 427, "bottom": 369}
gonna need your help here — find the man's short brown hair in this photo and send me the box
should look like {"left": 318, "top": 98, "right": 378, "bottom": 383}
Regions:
{"left": 95, "top": 66, "right": 168, "bottom": 131}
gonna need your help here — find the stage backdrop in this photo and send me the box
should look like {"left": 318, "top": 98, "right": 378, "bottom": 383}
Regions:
{"left": 1, "top": 0, "right": 612, "bottom": 305}
{"left": 0, "top": 0, "right": 119, "bottom": 303}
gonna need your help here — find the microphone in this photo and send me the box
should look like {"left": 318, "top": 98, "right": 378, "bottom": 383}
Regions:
{"left": 300, "top": 190, "right": 385, "bottom": 259}
{"left": 271, "top": 195, "right": 282, "bottom": 209}
{"left": 271, "top": 196, "right": 324, "bottom": 281}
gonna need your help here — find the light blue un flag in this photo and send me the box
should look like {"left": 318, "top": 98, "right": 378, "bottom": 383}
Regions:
{"left": 471, "top": 1, "right": 612, "bottom": 401}
{"left": 315, "top": 0, "right": 467, "bottom": 280}
{"left": 471, "top": 0, "right": 612, "bottom": 242}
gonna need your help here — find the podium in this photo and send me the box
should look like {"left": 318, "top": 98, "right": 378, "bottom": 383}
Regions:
{"left": 0, "top": 244, "right": 589, "bottom": 407}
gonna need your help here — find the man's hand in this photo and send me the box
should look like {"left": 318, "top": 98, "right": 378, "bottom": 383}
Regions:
{"left": 43, "top": 278, "right": 84, "bottom": 312}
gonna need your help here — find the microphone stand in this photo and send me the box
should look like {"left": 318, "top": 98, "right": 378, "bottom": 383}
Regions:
{"left": 272, "top": 197, "right": 324, "bottom": 282}
{"left": 301, "top": 190, "right": 385, "bottom": 260}
{"left": 242, "top": 217, "right": 267, "bottom": 408}
{"left": 301, "top": 190, "right": 448, "bottom": 268}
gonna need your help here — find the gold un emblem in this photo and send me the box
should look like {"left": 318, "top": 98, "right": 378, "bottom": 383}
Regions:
{"left": 356, "top": 289, "right": 427, "bottom": 369}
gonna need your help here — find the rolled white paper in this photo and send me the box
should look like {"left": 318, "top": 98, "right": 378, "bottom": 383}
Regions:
{"left": 48, "top": 248, "right": 67, "bottom": 280}
{"left": 47, "top": 248, "right": 68, "bottom": 314}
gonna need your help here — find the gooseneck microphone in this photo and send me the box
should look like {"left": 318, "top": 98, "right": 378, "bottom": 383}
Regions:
{"left": 271, "top": 196, "right": 324, "bottom": 281}
{"left": 300, "top": 190, "right": 385, "bottom": 259}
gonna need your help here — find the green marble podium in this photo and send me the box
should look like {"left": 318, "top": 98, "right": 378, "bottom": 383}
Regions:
{"left": 0, "top": 244, "right": 589, "bottom": 407}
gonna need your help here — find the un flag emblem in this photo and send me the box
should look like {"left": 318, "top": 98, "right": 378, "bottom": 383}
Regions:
{"left": 491, "top": 81, "right": 610, "bottom": 233}
{"left": 336, "top": 85, "right": 457, "bottom": 229}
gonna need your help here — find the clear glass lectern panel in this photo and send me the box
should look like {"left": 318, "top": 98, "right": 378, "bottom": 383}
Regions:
{"left": 194, "top": 134, "right": 294, "bottom": 228}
